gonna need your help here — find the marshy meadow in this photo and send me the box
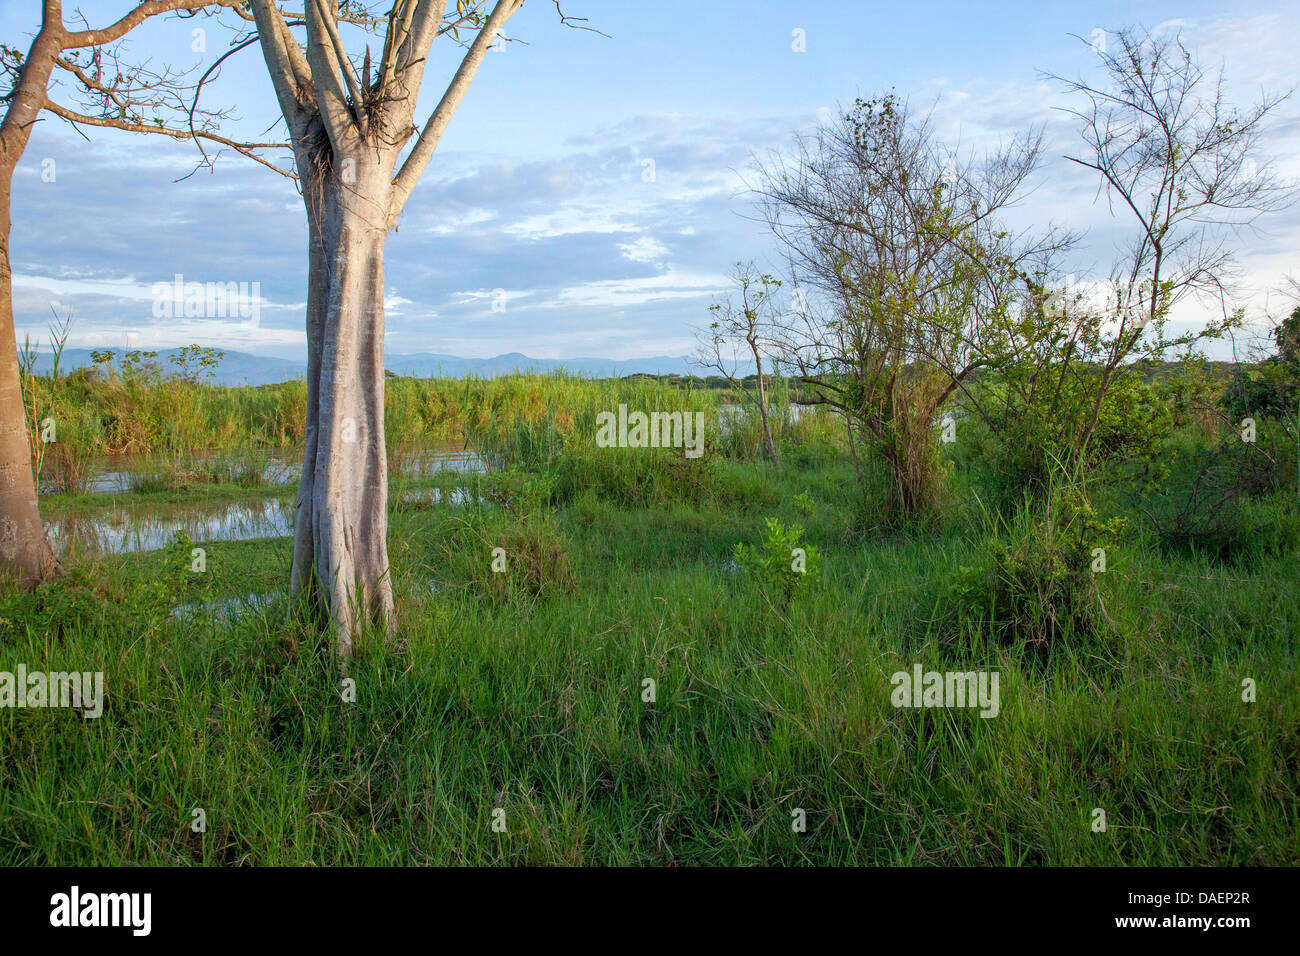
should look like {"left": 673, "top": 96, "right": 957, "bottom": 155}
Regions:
{"left": 1, "top": 1, "right": 1297, "bottom": 886}
{"left": 3, "top": 355, "right": 1298, "bottom": 865}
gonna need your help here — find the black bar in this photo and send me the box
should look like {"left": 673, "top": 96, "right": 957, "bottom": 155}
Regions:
{"left": 0, "top": 866, "right": 1282, "bottom": 943}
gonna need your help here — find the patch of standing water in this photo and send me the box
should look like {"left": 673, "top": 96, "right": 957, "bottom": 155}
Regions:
{"left": 40, "top": 440, "right": 485, "bottom": 495}
{"left": 44, "top": 480, "right": 479, "bottom": 556}
{"left": 45, "top": 498, "right": 296, "bottom": 555}
{"left": 396, "top": 485, "right": 473, "bottom": 507}
{"left": 171, "top": 591, "right": 284, "bottom": 623}
{"left": 398, "top": 445, "right": 487, "bottom": 478}
{"left": 718, "top": 403, "right": 812, "bottom": 431}
{"left": 39, "top": 442, "right": 486, "bottom": 556}
{"left": 172, "top": 579, "right": 441, "bottom": 624}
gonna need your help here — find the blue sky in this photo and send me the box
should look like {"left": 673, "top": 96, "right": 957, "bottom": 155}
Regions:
{"left": 6, "top": 0, "right": 1299, "bottom": 361}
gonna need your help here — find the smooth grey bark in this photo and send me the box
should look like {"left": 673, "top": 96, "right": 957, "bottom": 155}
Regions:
{"left": 289, "top": 130, "right": 331, "bottom": 614}
{"left": 309, "top": 169, "right": 394, "bottom": 649}
{"left": 288, "top": 139, "right": 394, "bottom": 653}
{"left": 251, "top": 0, "right": 524, "bottom": 657}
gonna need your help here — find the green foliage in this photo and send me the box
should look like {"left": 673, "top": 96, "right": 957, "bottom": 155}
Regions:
{"left": 455, "top": 373, "right": 729, "bottom": 508}
{"left": 733, "top": 517, "right": 822, "bottom": 608}
{"left": 950, "top": 483, "right": 1124, "bottom": 649}
{"left": 969, "top": 370, "right": 1175, "bottom": 505}
{"left": 478, "top": 469, "right": 554, "bottom": 517}
{"left": 1134, "top": 423, "right": 1297, "bottom": 562}
{"left": 1222, "top": 363, "right": 1299, "bottom": 421}
{"left": 168, "top": 345, "right": 225, "bottom": 385}
{"left": 0, "top": 43, "right": 23, "bottom": 102}
{"left": 1, "top": 425, "right": 1298, "bottom": 865}
{"left": 1221, "top": 310, "right": 1300, "bottom": 421}
{"left": 440, "top": 508, "right": 574, "bottom": 602}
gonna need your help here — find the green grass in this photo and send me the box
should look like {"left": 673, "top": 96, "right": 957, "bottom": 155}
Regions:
{"left": 1, "top": 432, "right": 1296, "bottom": 865}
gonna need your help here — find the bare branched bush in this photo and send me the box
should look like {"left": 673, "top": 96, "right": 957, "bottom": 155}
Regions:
{"left": 751, "top": 93, "right": 1048, "bottom": 525}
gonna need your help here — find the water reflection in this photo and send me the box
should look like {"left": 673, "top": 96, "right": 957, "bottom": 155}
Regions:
{"left": 40, "top": 441, "right": 485, "bottom": 496}
{"left": 45, "top": 482, "right": 478, "bottom": 556}
{"left": 171, "top": 591, "right": 284, "bottom": 623}
{"left": 46, "top": 498, "right": 295, "bottom": 555}
{"left": 718, "top": 403, "right": 812, "bottom": 429}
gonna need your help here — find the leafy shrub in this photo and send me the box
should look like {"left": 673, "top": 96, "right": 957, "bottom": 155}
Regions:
{"left": 1136, "top": 426, "right": 1296, "bottom": 562}
{"left": 793, "top": 490, "right": 816, "bottom": 517}
{"left": 1222, "top": 304, "right": 1300, "bottom": 421}
{"left": 733, "top": 517, "right": 822, "bottom": 608}
{"left": 1222, "top": 362, "right": 1300, "bottom": 422}
{"left": 950, "top": 484, "right": 1123, "bottom": 648}
{"left": 969, "top": 371, "right": 1174, "bottom": 506}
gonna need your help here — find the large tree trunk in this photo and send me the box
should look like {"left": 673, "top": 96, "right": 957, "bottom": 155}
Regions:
{"left": 0, "top": 6, "right": 64, "bottom": 588}
{"left": 289, "top": 137, "right": 332, "bottom": 615}
{"left": 250, "top": 0, "right": 526, "bottom": 658}
{"left": 290, "top": 156, "right": 394, "bottom": 657}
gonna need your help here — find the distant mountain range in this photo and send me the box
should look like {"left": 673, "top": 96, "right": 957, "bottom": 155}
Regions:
{"left": 384, "top": 351, "right": 717, "bottom": 381}
{"left": 28, "top": 348, "right": 722, "bottom": 386}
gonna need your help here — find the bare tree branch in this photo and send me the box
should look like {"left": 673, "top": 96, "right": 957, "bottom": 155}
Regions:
{"left": 388, "top": 0, "right": 522, "bottom": 220}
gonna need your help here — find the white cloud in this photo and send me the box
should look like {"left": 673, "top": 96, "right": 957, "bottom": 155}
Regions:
{"left": 539, "top": 270, "right": 728, "bottom": 310}
{"left": 503, "top": 208, "right": 639, "bottom": 240}
{"left": 427, "top": 208, "right": 498, "bottom": 234}
{"left": 14, "top": 318, "right": 306, "bottom": 352}
{"left": 384, "top": 293, "right": 414, "bottom": 314}
{"left": 618, "top": 236, "right": 670, "bottom": 263}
